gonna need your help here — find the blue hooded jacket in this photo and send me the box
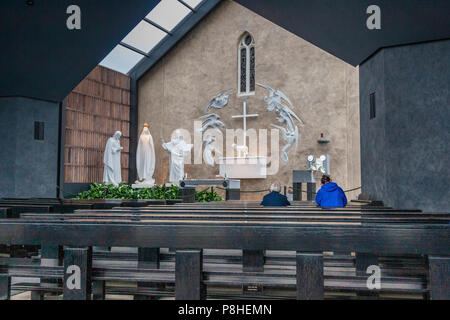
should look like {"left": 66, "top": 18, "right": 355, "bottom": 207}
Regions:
{"left": 315, "top": 182, "right": 347, "bottom": 208}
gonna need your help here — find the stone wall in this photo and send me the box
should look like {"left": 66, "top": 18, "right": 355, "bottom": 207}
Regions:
{"left": 360, "top": 39, "right": 450, "bottom": 211}
{"left": 138, "top": 0, "right": 361, "bottom": 200}
{"left": 0, "top": 97, "right": 60, "bottom": 198}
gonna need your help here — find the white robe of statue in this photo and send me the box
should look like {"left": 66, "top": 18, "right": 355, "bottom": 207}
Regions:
{"left": 135, "top": 124, "right": 156, "bottom": 186}
{"left": 103, "top": 131, "right": 123, "bottom": 186}
{"left": 162, "top": 130, "right": 193, "bottom": 185}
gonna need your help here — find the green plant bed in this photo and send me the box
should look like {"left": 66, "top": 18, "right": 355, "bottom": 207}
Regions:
{"left": 75, "top": 182, "right": 223, "bottom": 202}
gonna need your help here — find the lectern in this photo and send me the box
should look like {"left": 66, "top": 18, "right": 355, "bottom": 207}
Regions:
{"left": 293, "top": 170, "right": 316, "bottom": 201}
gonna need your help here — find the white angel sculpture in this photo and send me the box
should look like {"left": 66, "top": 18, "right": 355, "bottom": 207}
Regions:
{"left": 198, "top": 114, "right": 226, "bottom": 133}
{"left": 257, "top": 83, "right": 304, "bottom": 125}
{"left": 204, "top": 89, "right": 235, "bottom": 112}
{"left": 103, "top": 131, "right": 123, "bottom": 186}
{"left": 271, "top": 123, "right": 299, "bottom": 163}
{"left": 258, "top": 83, "right": 304, "bottom": 162}
{"left": 135, "top": 123, "right": 156, "bottom": 187}
{"left": 203, "top": 135, "right": 222, "bottom": 167}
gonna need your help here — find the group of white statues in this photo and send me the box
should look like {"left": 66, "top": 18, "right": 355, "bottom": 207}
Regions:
{"left": 102, "top": 84, "right": 306, "bottom": 186}
{"left": 103, "top": 124, "right": 192, "bottom": 187}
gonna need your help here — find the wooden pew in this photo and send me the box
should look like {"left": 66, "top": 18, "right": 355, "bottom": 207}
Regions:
{"left": 1, "top": 248, "right": 431, "bottom": 300}
{"left": 0, "top": 205, "right": 448, "bottom": 300}
{"left": 19, "top": 206, "right": 450, "bottom": 280}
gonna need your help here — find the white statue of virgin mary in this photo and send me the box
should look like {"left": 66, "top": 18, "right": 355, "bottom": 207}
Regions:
{"left": 135, "top": 123, "right": 156, "bottom": 187}
{"left": 103, "top": 131, "right": 123, "bottom": 186}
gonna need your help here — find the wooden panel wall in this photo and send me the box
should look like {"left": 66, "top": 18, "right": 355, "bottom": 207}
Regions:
{"left": 64, "top": 66, "right": 131, "bottom": 183}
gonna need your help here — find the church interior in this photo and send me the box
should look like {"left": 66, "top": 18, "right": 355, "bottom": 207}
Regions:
{"left": 0, "top": 0, "right": 448, "bottom": 302}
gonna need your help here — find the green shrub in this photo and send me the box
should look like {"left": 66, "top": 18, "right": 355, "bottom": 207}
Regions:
{"left": 74, "top": 182, "right": 223, "bottom": 202}
{"left": 195, "top": 189, "right": 223, "bottom": 202}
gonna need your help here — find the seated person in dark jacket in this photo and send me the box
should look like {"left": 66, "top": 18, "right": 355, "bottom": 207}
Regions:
{"left": 261, "top": 182, "right": 291, "bottom": 207}
{"left": 315, "top": 175, "right": 347, "bottom": 208}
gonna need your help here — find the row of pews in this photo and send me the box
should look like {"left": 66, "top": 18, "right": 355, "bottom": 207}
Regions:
{"left": 0, "top": 200, "right": 449, "bottom": 300}
{"left": 0, "top": 198, "right": 179, "bottom": 258}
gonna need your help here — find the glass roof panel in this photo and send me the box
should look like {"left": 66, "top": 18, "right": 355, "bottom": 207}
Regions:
{"left": 146, "top": 0, "right": 192, "bottom": 31}
{"left": 122, "top": 21, "right": 167, "bottom": 53}
{"left": 183, "top": 0, "right": 204, "bottom": 8}
{"left": 99, "top": 45, "right": 144, "bottom": 74}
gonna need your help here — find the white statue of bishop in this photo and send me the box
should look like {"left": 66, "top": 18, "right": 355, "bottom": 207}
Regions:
{"left": 135, "top": 123, "right": 156, "bottom": 187}
{"left": 103, "top": 131, "right": 123, "bottom": 186}
{"left": 162, "top": 130, "right": 193, "bottom": 185}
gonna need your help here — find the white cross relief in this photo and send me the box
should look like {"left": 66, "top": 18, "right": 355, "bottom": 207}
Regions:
{"left": 232, "top": 101, "right": 258, "bottom": 149}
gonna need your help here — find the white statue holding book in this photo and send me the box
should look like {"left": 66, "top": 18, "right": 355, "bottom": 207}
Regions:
{"left": 134, "top": 123, "right": 156, "bottom": 187}
{"left": 162, "top": 130, "right": 193, "bottom": 185}
{"left": 103, "top": 131, "right": 123, "bottom": 186}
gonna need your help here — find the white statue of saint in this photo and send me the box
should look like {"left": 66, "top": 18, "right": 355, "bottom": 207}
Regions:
{"left": 103, "top": 131, "right": 123, "bottom": 186}
{"left": 162, "top": 130, "right": 193, "bottom": 185}
{"left": 135, "top": 123, "right": 156, "bottom": 187}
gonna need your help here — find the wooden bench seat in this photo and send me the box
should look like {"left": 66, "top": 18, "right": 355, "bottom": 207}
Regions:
{"left": 0, "top": 203, "right": 447, "bottom": 300}
{"left": 4, "top": 254, "right": 428, "bottom": 299}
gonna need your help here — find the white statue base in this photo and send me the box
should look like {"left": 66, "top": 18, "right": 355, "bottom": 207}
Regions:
{"left": 165, "top": 182, "right": 180, "bottom": 187}
{"left": 219, "top": 156, "right": 267, "bottom": 179}
{"left": 132, "top": 179, "right": 155, "bottom": 189}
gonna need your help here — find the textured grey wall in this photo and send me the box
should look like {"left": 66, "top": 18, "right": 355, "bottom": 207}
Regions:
{"left": 360, "top": 40, "right": 450, "bottom": 212}
{"left": 138, "top": 0, "right": 361, "bottom": 200}
{"left": 0, "top": 97, "right": 60, "bottom": 198}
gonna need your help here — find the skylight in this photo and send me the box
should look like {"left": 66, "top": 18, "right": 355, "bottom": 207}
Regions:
{"left": 146, "top": 0, "right": 191, "bottom": 32}
{"left": 99, "top": 45, "right": 145, "bottom": 75}
{"left": 122, "top": 21, "right": 168, "bottom": 54}
{"left": 100, "top": 0, "right": 206, "bottom": 75}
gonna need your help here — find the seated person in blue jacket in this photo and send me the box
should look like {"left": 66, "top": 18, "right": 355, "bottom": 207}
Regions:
{"left": 315, "top": 175, "right": 347, "bottom": 208}
{"left": 261, "top": 182, "right": 291, "bottom": 207}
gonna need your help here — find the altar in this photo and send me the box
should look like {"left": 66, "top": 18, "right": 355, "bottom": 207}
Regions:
{"left": 217, "top": 101, "right": 267, "bottom": 179}
{"left": 218, "top": 156, "right": 267, "bottom": 179}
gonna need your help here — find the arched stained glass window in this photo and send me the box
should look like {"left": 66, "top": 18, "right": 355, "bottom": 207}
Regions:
{"left": 238, "top": 33, "right": 255, "bottom": 96}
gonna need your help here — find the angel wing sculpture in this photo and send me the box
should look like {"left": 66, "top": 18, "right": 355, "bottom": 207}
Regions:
{"left": 257, "top": 83, "right": 304, "bottom": 125}
{"left": 271, "top": 124, "right": 298, "bottom": 163}
{"left": 198, "top": 114, "right": 226, "bottom": 133}
{"left": 204, "top": 89, "right": 235, "bottom": 112}
{"left": 258, "top": 83, "right": 303, "bottom": 163}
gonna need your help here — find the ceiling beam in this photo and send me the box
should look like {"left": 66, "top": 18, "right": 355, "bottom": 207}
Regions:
{"left": 177, "top": 0, "right": 196, "bottom": 12}
{"left": 119, "top": 42, "right": 151, "bottom": 58}
{"left": 143, "top": 17, "right": 173, "bottom": 35}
